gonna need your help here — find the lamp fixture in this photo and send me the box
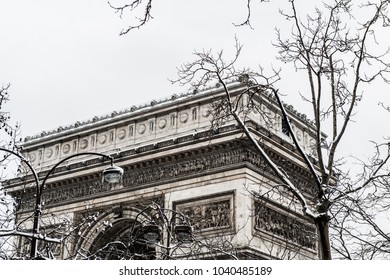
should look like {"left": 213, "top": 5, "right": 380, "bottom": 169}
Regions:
{"left": 174, "top": 224, "right": 193, "bottom": 243}
{"left": 102, "top": 165, "right": 124, "bottom": 184}
{"left": 142, "top": 223, "right": 161, "bottom": 244}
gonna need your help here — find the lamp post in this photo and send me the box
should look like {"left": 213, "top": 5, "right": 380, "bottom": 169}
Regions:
{"left": 0, "top": 147, "right": 124, "bottom": 259}
{"left": 131, "top": 203, "right": 193, "bottom": 259}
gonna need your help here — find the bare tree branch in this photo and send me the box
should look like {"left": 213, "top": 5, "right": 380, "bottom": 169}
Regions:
{"left": 108, "top": 0, "right": 153, "bottom": 35}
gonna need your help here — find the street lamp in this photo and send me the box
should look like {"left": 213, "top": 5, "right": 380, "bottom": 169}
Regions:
{"left": 131, "top": 203, "right": 193, "bottom": 259}
{"left": 141, "top": 223, "right": 162, "bottom": 245}
{"left": 174, "top": 224, "right": 193, "bottom": 243}
{"left": 102, "top": 165, "right": 124, "bottom": 184}
{"left": 0, "top": 147, "right": 123, "bottom": 259}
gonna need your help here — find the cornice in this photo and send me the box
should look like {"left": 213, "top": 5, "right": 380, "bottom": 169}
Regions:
{"left": 4, "top": 119, "right": 317, "bottom": 192}
{"left": 21, "top": 81, "right": 322, "bottom": 150}
{"left": 22, "top": 82, "right": 244, "bottom": 145}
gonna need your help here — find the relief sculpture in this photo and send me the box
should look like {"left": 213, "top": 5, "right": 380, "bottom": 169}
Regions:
{"left": 18, "top": 146, "right": 315, "bottom": 210}
{"left": 254, "top": 201, "right": 317, "bottom": 250}
{"left": 177, "top": 200, "right": 231, "bottom": 232}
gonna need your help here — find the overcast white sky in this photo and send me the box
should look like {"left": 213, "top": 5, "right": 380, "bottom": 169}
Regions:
{"left": 0, "top": 0, "right": 389, "bottom": 161}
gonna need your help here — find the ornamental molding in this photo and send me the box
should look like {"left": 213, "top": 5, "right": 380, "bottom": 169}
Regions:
{"left": 15, "top": 141, "right": 317, "bottom": 211}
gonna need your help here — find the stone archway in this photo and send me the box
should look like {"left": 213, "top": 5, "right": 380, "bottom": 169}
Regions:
{"left": 77, "top": 206, "right": 157, "bottom": 260}
{"left": 88, "top": 218, "right": 134, "bottom": 259}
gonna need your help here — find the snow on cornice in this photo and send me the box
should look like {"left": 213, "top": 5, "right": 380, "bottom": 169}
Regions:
{"left": 23, "top": 81, "right": 240, "bottom": 144}
{"left": 23, "top": 80, "right": 318, "bottom": 144}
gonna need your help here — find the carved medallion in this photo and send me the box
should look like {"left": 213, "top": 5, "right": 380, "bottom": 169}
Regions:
{"left": 62, "top": 144, "right": 71, "bottom": 154}
{"left": 202, "top": 108, "right": 211, "bottom": 118}
{"left": 98, "top": 134, "right": 107, "bottom": 145}
{"left": 45, "top": 148, "right": 53, "bottom": 159}
{"left": 117, "top": 129, "right": 126, "bottom": 140}
{"left": 179, "top": 113, "right": 189, "bottom": 123}
{"left": 138, "top": 124, "right": 146, "bottom": 135}
{"left": 158, "top": 119, "right": 167, "bottom": 129}
{"left": 28, "top": 153, "right": 36, "bottom": 163}
{"left": 80, "top": 139, "right": 89, "bottom": 150}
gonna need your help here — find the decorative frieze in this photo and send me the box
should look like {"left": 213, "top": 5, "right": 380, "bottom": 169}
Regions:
{"left": 122, "top": 148, "right": 248, "bottom": 187}
{"left": 254, "top": 201, "right": 317, "bottom": 250}
{"left": 123, "top": 147, "right": 317, "bottom": 197}
{"left": 17, "top": 144, "right": 317, "bottom": 210}
{"left": 174, "top": 193, "right": 233, "bottom": 233}
{"left": 18, "top": 179, "right": 115, "bottom": 210}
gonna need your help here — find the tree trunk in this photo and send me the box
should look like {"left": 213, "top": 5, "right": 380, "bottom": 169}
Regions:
{"left": 316, "top": 216, "right": 332, "bottom": 260}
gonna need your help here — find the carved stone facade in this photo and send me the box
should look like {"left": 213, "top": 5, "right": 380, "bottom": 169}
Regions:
{"left": 4, "top": 82, "right": 320, "bottom": 259}
{"left": 254, "top": 200, "right": 317, "bottom": 250}
{"left": 174, "top": 192, "right": 234, "bottom": 233}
